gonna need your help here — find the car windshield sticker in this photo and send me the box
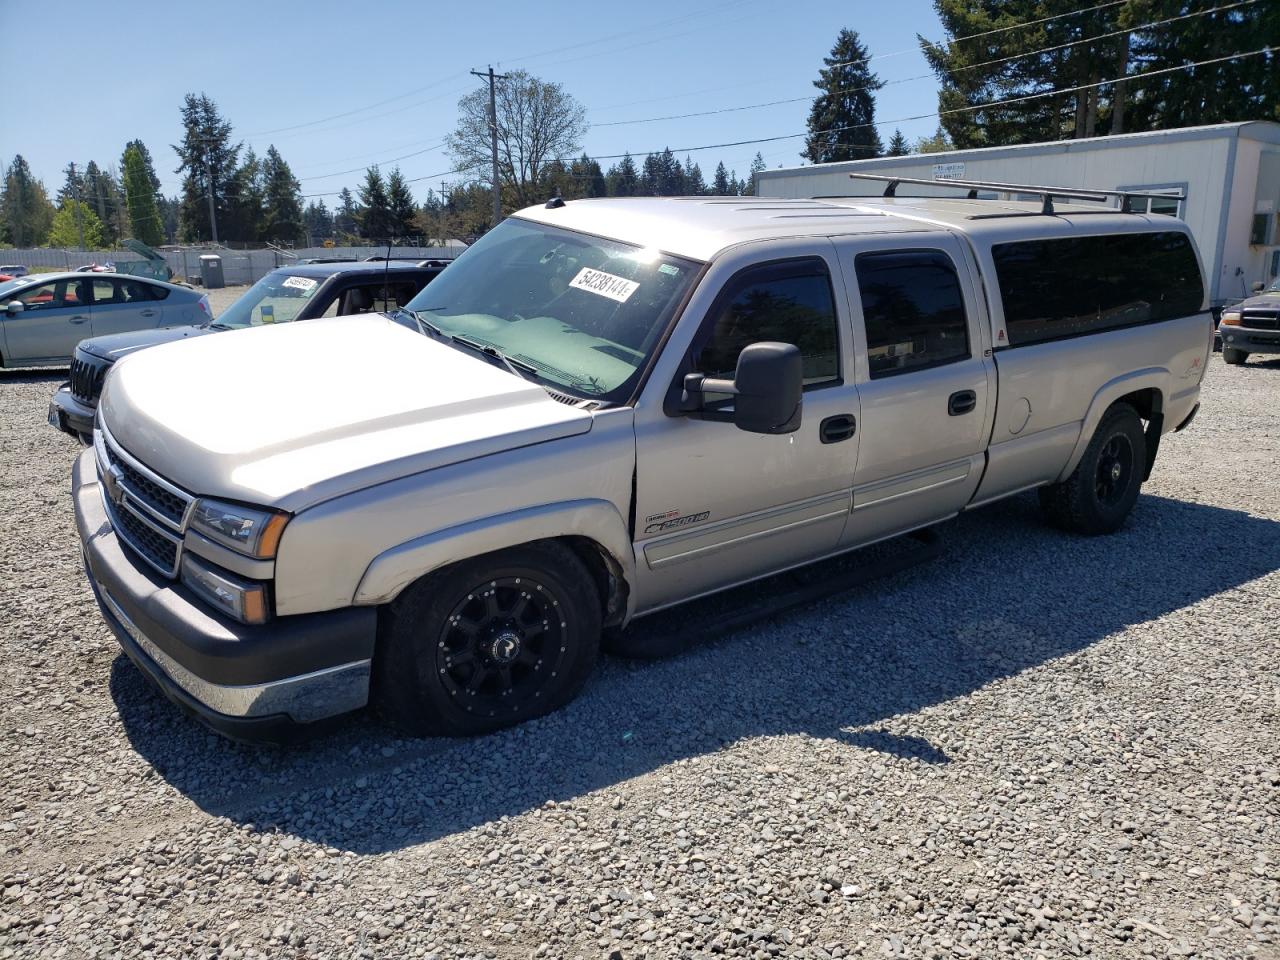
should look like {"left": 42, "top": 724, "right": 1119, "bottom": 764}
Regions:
{"left": 282, "top": 275, "right": 318, "bottom": 291}
{"left": 569, "top": 267, "right": 639, "bottom": 304}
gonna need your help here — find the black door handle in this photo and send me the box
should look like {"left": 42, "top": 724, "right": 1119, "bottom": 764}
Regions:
{"left": 820, "top": 414, "right": 857, "bottom": 444}
{"left": 948, "top": 390, "right": 977, "bottom": 416}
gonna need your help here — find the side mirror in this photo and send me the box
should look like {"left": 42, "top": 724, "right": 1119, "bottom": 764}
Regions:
{"left": 682, "top": 341, "right": 803, "bottom": 434}
{"left": 5, "top": 300, "right": 23, "bottom": 316}
{"left": 1251, "top": 281, "right": 1266, "bottom": 294}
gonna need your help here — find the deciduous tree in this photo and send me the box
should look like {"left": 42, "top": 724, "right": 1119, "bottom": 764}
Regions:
{"left": 447, "top": 70, "right": 588, "bottom": 211}
{"left": 48, "top": 200, "right": 104, "bottom": 249}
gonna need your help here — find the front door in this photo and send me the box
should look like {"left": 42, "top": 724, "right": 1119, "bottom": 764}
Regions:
{"left": 631, "top": 242, "right": 861, "bottom": 613}
{"left": 1, "top": 278, "right": 90, "bottom": 363}
{"left": 831, "top": 236, "right": 995, "bottom": 546}
{"left": 88, "top": 278, "right": 165, "bottom": 336}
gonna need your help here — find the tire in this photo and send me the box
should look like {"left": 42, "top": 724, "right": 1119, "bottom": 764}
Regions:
{"left": 1222, "top": 346, "right": 1248, "bottom": 365}
{"left": 1039, "top": 402, "right": 1147, "bottom": 536}
{"left": 374, "top": 541, "right": 600, "bottom": 737}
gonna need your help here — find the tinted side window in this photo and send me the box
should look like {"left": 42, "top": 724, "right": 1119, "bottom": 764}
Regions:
{"left": 993, "top": 231, "right": 1204, "bottom": 347}
{"left": 696, "top": 262, "right": 839, "bottom": 388}
{"left": 855, "top": 250, "right": 970, "bottom": 379}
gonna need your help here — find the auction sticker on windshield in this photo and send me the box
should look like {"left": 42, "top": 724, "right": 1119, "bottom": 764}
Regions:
{"left": 569, "top": 267, "right": 639, "bottom": 303}
{"left": 283, "top": 276, "right": 318, "bottom": 291}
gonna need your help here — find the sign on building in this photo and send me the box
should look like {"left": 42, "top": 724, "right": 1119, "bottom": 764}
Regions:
{"left": 933, "top": 162, "right": 965, "bottom": 180}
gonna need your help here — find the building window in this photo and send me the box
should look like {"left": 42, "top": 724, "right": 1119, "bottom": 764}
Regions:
{"left": 1127, "top": 193, "right": 1184, "bottom": 218}
{"left": 1250, "top": 214, "right": 1271, "bottom": 246}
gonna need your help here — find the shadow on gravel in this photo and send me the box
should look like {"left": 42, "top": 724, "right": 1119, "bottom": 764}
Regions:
{"left": 113, "top": 492, "right": 1280, "bottom": 854}
{"left": 0, "top": 368, "right": 66, "bottom": 384}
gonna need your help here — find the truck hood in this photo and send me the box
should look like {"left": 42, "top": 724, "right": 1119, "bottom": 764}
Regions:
{"left": 80, "top": 324, "right": 214, "bottom": 361}
{"left": 97, "top": 314, "right": 594, "bottom": 512}
{"left": 1236, "top": 290, "right": 1280, "bottom": 312}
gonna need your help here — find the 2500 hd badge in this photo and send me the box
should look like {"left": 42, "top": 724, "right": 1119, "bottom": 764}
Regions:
{"left": 644, "top": 510, "right": 711, "bottom": 535}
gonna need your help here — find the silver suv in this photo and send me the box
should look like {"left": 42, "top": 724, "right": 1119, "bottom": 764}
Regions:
{"left": 71, "top": 187, "right": 1211, "bottom": 741}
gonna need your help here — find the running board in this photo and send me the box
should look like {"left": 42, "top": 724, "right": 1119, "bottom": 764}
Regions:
{"left": 610, "top": 527, "right": 943, "bottom": 659}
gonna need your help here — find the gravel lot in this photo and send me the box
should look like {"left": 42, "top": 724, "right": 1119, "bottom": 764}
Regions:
{"left": 1, "top": 352, "right": 1277, "bottom": 960}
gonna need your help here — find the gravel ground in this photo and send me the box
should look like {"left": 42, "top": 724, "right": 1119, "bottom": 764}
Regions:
{"left": 1, "top": 354, "right": 1278, "bottom": 960}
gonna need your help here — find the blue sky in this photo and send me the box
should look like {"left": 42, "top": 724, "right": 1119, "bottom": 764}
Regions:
{"left": 5, "top": 0, "right": 944, "bottom": 203}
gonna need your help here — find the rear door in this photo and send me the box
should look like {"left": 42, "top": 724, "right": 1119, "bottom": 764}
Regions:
{"left": 831, "top": 234, "right": 994, "bottom": 546}
{"left": 88, "top": 278, "right": 165, "bottom": 336}
{"left": 1, "top": 278, "right": 90, "bottom": 363}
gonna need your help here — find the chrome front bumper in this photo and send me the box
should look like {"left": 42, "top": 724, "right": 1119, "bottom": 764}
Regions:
{"left": 73, "top": 448, "right": 377, "bottom": 739}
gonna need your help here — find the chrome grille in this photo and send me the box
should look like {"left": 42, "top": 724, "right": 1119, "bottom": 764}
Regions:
{"left": 95, "top": 422, "right": 195, "bottom": 578}
{"left": 70, "top": 351, "right": 112, "bottom": 404}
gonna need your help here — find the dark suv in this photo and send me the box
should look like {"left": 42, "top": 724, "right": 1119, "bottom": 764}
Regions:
{"left": 50, "top": 260, "right": 448, "bottom": 442}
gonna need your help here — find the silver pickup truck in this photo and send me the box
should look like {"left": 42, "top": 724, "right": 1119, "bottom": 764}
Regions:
{"left": 72, "top": 183, "right": 1210, "bottom": 741}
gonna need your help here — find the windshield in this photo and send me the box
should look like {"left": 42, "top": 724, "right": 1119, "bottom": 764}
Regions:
{"left": 215, "top": 272, "right": 325, "bottom": 328}
{"left": 401, "top": 219, "right": 699, "bottom": 403}
{"left": 0, "top": 278, "right": 31, "bottom": 298}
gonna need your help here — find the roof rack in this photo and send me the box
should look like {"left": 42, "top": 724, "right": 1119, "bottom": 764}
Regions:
{"left": 847, "top": 173, "right": 1184, "bottom": 217}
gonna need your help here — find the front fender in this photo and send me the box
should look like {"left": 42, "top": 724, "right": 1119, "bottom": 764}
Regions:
{"left": 1055, "top": 367, "right": 1166, "bottom": 482}
{"left": 353, "top": 498, "right": 635, "bottom": 610}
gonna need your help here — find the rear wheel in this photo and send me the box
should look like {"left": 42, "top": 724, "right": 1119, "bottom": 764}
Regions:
{"left": 374, "top": 542, "right": 600, "bottom": 737}
{"left": 1039, "top": 403, "right": 1147, "bottom": 536}
{"left": 1222, "top": 346, "right": 1248, "bottom": 365}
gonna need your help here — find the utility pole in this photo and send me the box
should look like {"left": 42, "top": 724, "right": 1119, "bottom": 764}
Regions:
{"left": 471, "top": 66, "right": 508, "bottom": 229}
{"left": 69, "top": 162, "right": 86, "bottom": 251}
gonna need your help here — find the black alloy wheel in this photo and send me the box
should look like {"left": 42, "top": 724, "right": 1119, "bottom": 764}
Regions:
{"left": 436, "top": 576, "right": 569, "bottom": 719}
{"left": 1093, "top": 434, "right": 1134, "bottom": 507}
{"left": 375, "top": 542, "right": 601, "bottom": 737}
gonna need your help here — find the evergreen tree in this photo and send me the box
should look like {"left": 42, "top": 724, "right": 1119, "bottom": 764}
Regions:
{"left": 82, "top": 162, "right": 121, "bottom": 244}
{"left": 570, "top": 155, "right": 607, "bottom": 198}
{"left": 122, "top": 144, "right": 164, "bottom": 246}
{"left": 58, "top": 163, "right": 87, "bottom": 206}
{"left": 886, "top": 129, "right": 910, "bottom": 156}
{"left": 173, "top": 92, "right": 241, "bottom": 242}
{"left": 334, "top": 187, "right": 359, "bottom": 239}
{"left": 742, "top": 154, "right": 767, "bottom": 196}
{"left": 303, "top": 200, "right": 333, "bottom": 243}
{"left": 712, "top": 162, "right": 731, "bottom": 196}
{"left": 416, "top": 190, "right": 444, "bottom": 242}
{"left": 48, "top": 200, "right": 105, "bottom": 249}
{"left": 385, "top": 167, "right": 417, "bottom": 237}
{"left": 913, "top": 126, "right": 953, "bottom": 153}
{"left": 804, "top": 29, "right": 884, "bottom": 163}
{"left": 121, "top": 140, "right": 162, "bottom": 196}
{"left": 158, "top": 195, "right": 180, "bottom": 244}
{"left": 0, "top": 155, "right": 55, "bottom": 246}
{"left": 357, "top": 166, "right": 393, "bottom": 239}
{"left": 606, "top": 153, "right": 640, "bottom": 197}
{"left": 683, "top": 156, "right": 707, "bottom": 195}
{"left": 261, "top": 146, "right": 304, "bottom": 244}
{"left": 223, "top": 147, "right": 264, "bottom": 242}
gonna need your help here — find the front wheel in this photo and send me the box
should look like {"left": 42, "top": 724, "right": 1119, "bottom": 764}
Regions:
{"left": 374, "top": 542, "right": 600, "bottom": 737}
{"left": 1222, "top": 346, "right": 1248, "bottom": 365}
{"left": 1039, "top": 403, "right": 1147, "bottom": 536}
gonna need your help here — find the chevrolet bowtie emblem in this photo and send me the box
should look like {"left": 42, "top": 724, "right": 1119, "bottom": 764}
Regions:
{"left": 106, "top": 464, "right": 126, "bottom": 506}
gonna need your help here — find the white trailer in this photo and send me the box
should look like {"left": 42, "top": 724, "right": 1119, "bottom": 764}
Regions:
{"left": 757, "top": 121, "right": 1280, "bottom": 309}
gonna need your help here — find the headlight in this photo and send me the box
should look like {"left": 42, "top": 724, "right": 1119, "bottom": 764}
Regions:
{"left": 1221, "top": 311, "right": 1242, "bottom": 327}
{"left": 181, "top": 553, "right": 269, "bottom": 624}
{"left": 190, "top": 498, "right": 288, "bottom": 558}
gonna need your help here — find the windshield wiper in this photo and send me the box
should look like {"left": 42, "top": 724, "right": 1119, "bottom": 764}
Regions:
{"left": 395, "top": 307, "right": 443, "bottom": 338}
{"left": 450, "top": 333, "right": 541, "bottom": 381}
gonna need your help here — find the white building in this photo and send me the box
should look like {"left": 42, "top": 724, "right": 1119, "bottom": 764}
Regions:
{"left": 757, "top": 121, "right": 1280, "bottom": 309}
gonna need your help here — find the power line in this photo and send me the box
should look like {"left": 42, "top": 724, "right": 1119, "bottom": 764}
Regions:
{"left": 558, "top": 46, "right": 1274, "bottom": 167}
{"left": 828, "top": 0, "right": 1132, "bottom": 70}
{"left": 592, "top": 0, "right": 1258, "bottom": 129}
{"left": 296, "top": 140, "right": 449, "bottom": 182}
